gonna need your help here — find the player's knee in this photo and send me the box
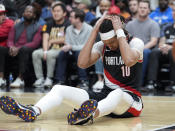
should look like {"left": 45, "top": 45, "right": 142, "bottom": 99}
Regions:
{"left": 113, "top": 88, "right": 123, "bottom": 96}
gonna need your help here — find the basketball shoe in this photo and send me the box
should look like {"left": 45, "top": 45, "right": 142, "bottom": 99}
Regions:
{"left": 67, "top": 99, "right": 98, "bottom": 125}
{"left": 0, "top": 96, "right": 37, "bottom": 122}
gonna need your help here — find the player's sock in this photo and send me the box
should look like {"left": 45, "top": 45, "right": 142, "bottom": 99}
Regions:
{"left": 32, "top": 106, "right": 41, "bottom": 116}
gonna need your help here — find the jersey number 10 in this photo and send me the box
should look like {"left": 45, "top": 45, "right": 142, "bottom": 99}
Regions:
{"left": 121, "top": 66, "right": 130, "bottom": 77}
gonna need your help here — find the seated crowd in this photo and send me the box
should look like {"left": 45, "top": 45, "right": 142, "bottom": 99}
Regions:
{"left": 0, "top": 0, "right": 175, "bottom": 93}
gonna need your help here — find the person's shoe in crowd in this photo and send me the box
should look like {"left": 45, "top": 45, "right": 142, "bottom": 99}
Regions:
{"left": 67, "top": 99, "right": 98, "bottom": 125}
{"left": 0, "top": 78, "right": 6, "bottom": 88}
{"left": 0, "top": 96, "right": 37, "bottom": 122}
{"left": 92, "top": 80, "right": 104, "bottom": 92}
{"left": 33, "top": 78, "right": 44, "bottom": 88}
{"left": 54, "top": 80, "right": 65, "bottom": 86}
{"left": 142, "top": 81, "right": 157, "bottom": 92}
{"left": 165, "top": 84, "right": 175, "bottom": 92}
{"left": 10, "top": 77, "right": 24, "bottom": 88}
{"left": 43, "top": 77, "right": 53, "bottom": 88}
{"left": 77, "top": 80, "right": 89, "bottom": 91}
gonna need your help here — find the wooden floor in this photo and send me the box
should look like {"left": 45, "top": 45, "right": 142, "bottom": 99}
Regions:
{"left": 0, "top": 92, "right": 175, "bottom": 131}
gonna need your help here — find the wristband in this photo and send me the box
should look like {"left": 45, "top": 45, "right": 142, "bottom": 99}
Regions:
{"left": 44, "top": 51, "right": 47, "bottom": 54}
{"left": 116, "top": 29, "right": 126, "bottom": 39}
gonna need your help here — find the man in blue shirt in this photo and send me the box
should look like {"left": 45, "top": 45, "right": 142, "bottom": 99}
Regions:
{"left": 149, "top": 0, "right": 173, "bottom": 26}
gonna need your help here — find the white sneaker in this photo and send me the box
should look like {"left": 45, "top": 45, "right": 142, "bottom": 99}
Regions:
{"left": 10, "top": 78, "right": 25, "bottom": 88}
{"left": 33, "top": 78, "right": 44, "bottom": 88}
{"left": 43, "top": 77, "right": 53, "bottom": 87}
{"left": 0, "top": 78, "right": 6, "bottom": 87}
{"left": 92, "top": 81, "right": 104, "bottom": 92}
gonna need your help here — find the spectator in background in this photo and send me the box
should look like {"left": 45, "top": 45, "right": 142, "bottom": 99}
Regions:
{"left": 15, "top": 2, "right": 46, "bottom": 26}
{"left": 55, "top": 8, "right": 93, "bottom": 90}
{"left": 15, "top": 0, "right": 31, "bottom": 18}
{"left": 145, "top": 3, "right": 175, "bottom": 92}
{"left": 169, "top": 0, "right": 175, "bottom": 8}
{"left": 41, "top": 0, "right": 55, "bottom": 22}
{"left": 126, "top": 0, "right": 160, "bottom": 87}
{"left": 0, "top": 4, "right": 14, "bottom": 88}
{"left": 2, "top": 0, "right": 18, "bottom": 20}
{"left": 96, "top": 0, "right": 111, "bottom": 17}
{"left": 32, "top": 2, "right": 70, "bottom": 88}
{"left": 7, "top": 5, "right": 42, "bottom": 88}
{"left": 149, "top": 0, "right": 173, "bottom": 27}
{"left": 115, "top": 0, "right": 131, "bottom": 21}
{"left": 77, "top": 0, "right": 96, "bottom": 24}
{"left": 128, "top": 0, "right": 139, "bottom": 20}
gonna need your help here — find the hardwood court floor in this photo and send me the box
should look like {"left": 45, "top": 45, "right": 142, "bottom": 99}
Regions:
{"left": 0, "top": 92, "right": 175, "bottom": 131}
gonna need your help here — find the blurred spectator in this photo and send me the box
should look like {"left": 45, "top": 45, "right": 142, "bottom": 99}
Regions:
{"left": 77, "top": 0, "right": 96, "bottom": 23}
{"left": 89, "top": 0, "right": 98, "bottom": 16}
{"left": 145, "top": 3, "right": 175, "bottom": 92}
{"left": 149, "top": 0, "right": 173, "bottom": 27}
{"left": 72, "top": 0, "right": 81, "bottom": 8}
{"left": 115, "top": 0, "right": 131, "bottom": 20}
{"left": 169, "top": 0, "right": 175, "bottom": 8}
{"left": 41, "top": 0, "right": 55, "bottom": 22}
{"left": 55, "top": 8, "right": 93, "bottom": 90}
{"left": 32, "top": 2, "right": 70, "bottom": 88}
{"left": 2, "top": 0, "right": 18, "bottom": 20}
{"left": 0, "top": 4, "right": 14, "bottom": 88}
{"left": 16, "top": 2, "right": 46, "bottom": 26}
{"left": 7, "top": 5, "right": 42, "bottom": 88}
{"left": 128, "top": 0, "right": 139, "bottom": 19}
{"left": 96, "top": 0, "right": 111, "bottom": 17}
{"left": 15, "top": 0, "right": 31, "bottom": 18}
{"left": 126, "top": 0, "right": 160, "bottom": 87}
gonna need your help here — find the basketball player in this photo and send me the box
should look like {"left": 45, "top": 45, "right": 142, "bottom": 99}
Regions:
{"left": 0, "top": 12, "right": 144, "bottom": 125}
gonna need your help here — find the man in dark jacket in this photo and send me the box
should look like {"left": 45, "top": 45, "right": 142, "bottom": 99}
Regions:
{"left": 7, "top": 5, "right": 42, "bottom": 88}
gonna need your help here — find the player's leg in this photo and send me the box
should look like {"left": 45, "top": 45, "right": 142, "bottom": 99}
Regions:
{"left": 34, "top": 85, "right": 90, "bottom": 114}
{"left": 93, "top": 88, "right": 139, "bottom": 118}
{"left": 0, "top": 85, "right": 90, "bottom": 122}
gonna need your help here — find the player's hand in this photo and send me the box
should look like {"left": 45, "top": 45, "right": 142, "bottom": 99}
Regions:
{"left": 94, "top": 11, "right": 108, "bottom": 31}
{"left": 108, "top": 15, "right": 123, "bottom": 31}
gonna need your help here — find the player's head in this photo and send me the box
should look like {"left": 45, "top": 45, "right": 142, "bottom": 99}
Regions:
{"left": 99, "top": 15, "right": 127, "bottom": 50}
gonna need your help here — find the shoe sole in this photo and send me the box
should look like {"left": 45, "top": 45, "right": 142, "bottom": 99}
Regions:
{"left": 67, "top": 99, "right": 98, "bottom": 125}
{"left": 0, "top": 96, "right": 36, "bottom": 122}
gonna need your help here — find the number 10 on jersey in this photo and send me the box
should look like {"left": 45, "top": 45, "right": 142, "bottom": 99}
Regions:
{"left": 121, "top": 66, "right": 130, "bottom": 77}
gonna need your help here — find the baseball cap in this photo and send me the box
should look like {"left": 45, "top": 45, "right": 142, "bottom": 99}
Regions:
{"left": 0, "top": 4, "right": 6, "bottom": 13}
{"left": 108, "top": 5, "right": 120, "bottom": 15}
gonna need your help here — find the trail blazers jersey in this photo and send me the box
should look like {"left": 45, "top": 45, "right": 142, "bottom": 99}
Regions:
{"left": 92, "top": 37, "right": 144, "bottom": 97}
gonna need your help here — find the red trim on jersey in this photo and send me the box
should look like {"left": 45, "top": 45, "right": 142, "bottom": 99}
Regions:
{"left": 138, "top": 60, "right": 143, "bottom": 63}
{"left": 102, "top": 45, "right": 106, "bottom": 56}
{"left": 104, "top": 69, "right": 141, "bottom": 97}
{"left": 127, "top": 107, "right": 142, "bottom": 117}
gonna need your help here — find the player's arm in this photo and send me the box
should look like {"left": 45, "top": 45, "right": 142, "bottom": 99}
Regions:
{"left": 110, "top": 15, "right": 144, "bottom": 67}
{"left": 78, "top": 27, "right": 101, "bottom": 69}
{"left": 78, "top": 12, "right": 107, "bottom": 69}
{"left": 118, "top": 37, "right": 144, "bottom": 67}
